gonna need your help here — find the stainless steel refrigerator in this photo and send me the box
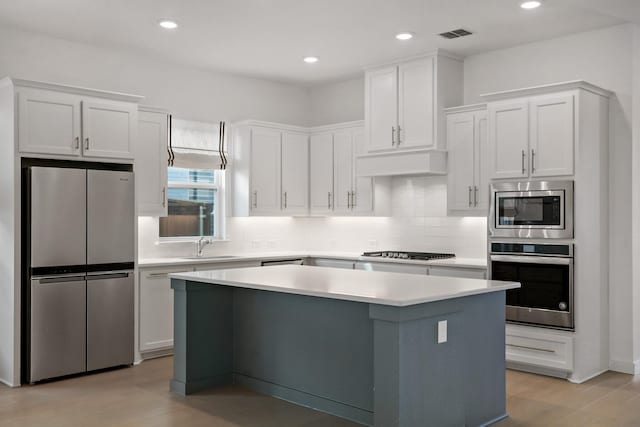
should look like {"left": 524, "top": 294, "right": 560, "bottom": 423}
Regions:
{"left": 24, "top": 164, "right": 134, "bottom": 383}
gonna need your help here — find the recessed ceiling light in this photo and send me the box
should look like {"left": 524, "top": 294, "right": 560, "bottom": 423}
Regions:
{"left": 396, "top": 32, "right": 414, "bottom": 41}
{"left": 520, "top": 1, "right": 542, "bottom": 9}
{"left": 158, "top": 20, "right": 178, "bottom": 30}
{"left": 303, "top": 56, "right": 319, "bottom": 64}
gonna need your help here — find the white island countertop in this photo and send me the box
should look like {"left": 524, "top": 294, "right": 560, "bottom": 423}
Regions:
{"left": 170, "top": 265, "right": 519, "bottom": 307}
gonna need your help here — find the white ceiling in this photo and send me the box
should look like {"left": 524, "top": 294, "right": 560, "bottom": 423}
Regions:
{"left": 0, "top": 0, "right": 631, "bottom": 86}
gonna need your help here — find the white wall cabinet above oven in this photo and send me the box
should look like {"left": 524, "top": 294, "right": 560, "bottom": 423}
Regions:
{"left": 136, "top": 107, "right": 169, "bottom": 217}
{"left": 446, "top": 104, "right": 488, "bottom": 216}
{"left": 15, "top": 80, "right": 142, "bottom": 161}
{"left": 232, "top": 122, "right": 309, "bottom": 216}
{"left": 484, "top": 82, "right": 612, "bottom": 180}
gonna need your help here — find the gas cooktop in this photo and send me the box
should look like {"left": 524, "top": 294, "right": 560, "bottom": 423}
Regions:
{"left": 361, "top": 251, "right": 456, "bottom": 261}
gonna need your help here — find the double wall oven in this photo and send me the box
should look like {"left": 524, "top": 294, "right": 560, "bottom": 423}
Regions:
{"left": 489, "top": 180, "right": 574, "bottom": 330}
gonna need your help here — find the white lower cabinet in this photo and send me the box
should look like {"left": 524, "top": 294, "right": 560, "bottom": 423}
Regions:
{"left": 139, "top": 267, "right": 194, "bottom": 355}
{"left": 505, "top": 324, "right": 574, "bottom": 375}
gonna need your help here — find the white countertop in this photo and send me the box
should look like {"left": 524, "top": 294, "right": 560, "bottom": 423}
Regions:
{"left": 169, "top": 265, "right": 517, "bottom": 307}
{"left": 138, "top": 251, "right": 487, "bottom": 269}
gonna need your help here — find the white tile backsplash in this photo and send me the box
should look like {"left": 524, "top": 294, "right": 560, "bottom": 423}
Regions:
{"left": 138, "top": 176, "right": 487, "bottom": 259}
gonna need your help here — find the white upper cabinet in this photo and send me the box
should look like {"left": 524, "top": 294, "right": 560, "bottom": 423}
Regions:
{"left": 398, "top": 57, "right": 435, "bottom": 149}
{"left": 81, "top": 99, "right": 137, "bottom": 160}
{"left": 446, "top": 106, "right": 488, "bottom": 215}
{"left": 18, "top": 88, "right": 82, "bottom": 157}
{"left": 281, "top": 132, "right": 309, "bottom": 215}
{"left": 486, "top": 88, "right": 578, "bottom": 180}
{"left": 333, "top": 131, "right": 354, "bottom": 214}
{"left": 13, "top": 80, "right": 142, "bottom": 162}
{"left": 366, "top": 67, "right": 398, "bottom": 152}
{"left": 136, "top": 109, "right": 168, "bottom": 217}
{"left": 529, "top": 94, "right": 575, "bottom": 177}
{"left": 309, "top": 133, "right": 334, "bottom": 215}
{"left": 351, "top": 129, "right": 373, "bottom": 214}
{"left": 488, "top": 100, "right": 529, "bottom": 179}
{"left": 250, "top": 127, "right": 282, "bottom": 215}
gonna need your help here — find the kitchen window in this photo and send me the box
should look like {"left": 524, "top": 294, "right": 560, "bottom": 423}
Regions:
{"left": 159, "top": 119, "right": 228, "bottom": 240}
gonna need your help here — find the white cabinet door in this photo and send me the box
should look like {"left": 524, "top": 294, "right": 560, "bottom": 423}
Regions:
{"left": 309, "top": 133, "right": 334, "bottom": 215}
{"left": 18, "top": 88, "right": 82, "bottom": 157}
{"left": 136, "top": 111, "right": 168, "bottom": 216}
{"left": 447, "top": 112, "right": 476, "bottom": 211}
{"left": 366, "top": 66, "right": 398, "bottom": 152}
{"left": 250, "top": 127, "right": 282, "bottom": 215}
{"left": 352, "top": 128, "right": 373, "bottom": 214}
{"left": 281, "top": 132, "right": 309, "bottom": 215}
{"left": 333, "top": 130, "right": 353, "bottom": 214}
{"left": 139, "top": 268, "right": 191, "bottom": 353}
{"left": 82, "top": 99, "right": 137, "bottom": 159}
{"left": 398, "top": 57, "right": 435, "bottom": 149}
{"left": 529, "top": 94, "right": 574, "bottom": 177}
{"left": 488, "top": 100, "right": 529, "bottom": 179}
{"left": 474, "top": 111, "right": 489, "bottom": 211}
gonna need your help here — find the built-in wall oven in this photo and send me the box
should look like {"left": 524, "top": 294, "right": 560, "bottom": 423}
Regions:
{"left": 490, "top": 242, "right": 574, "bottom": 330}
{"left": 489, "top": 180, "right": 573, "bottom": 239}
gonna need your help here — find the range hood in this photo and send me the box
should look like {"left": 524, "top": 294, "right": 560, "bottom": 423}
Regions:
{"left": 356, "top": 149, "right": 447, "bottom": 177}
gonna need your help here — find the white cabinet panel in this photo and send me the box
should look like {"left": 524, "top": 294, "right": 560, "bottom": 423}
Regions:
{"left": 18, "top": 89, "right": 81, "bottom": 157}
{"left": 474, "top": 112, "right": 489, "bottom": 211}
{"left": 139, "top": 268, "right": 190, "bottom": 353}
{"left": 488, "top": 101, "right": 529, "bottom": 179}
{"left": 309, "top": 133, "right": 334, "bottom": 215}
{"left": 250, "top": 127, "right": 282, "bottom": 215}
{"left": 447, "top": 112, "right": 475, "bottom": 211}
{"left": 333, "top": 131, "right": 353, "bottom": 214}
{"left": 530, "top": 94, "right": 574, "bottom": 177}
{"left": 398, "top": 57, "right": 434, "bottom": 149}
{"left": 136, "top": 110, "right": 168, "bottom": 217}
{"left": 281, "top": 132, "right": 309, "bottom": 214}
{"left": 82, "top": 99, "right": 137, "bottom": 159}
{"left": 366, "top": 67, "right": 398, "bottom": 152}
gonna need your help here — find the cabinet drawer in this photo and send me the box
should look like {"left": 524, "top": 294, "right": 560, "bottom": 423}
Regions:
{"left": 428, "top": 266, "right": 486, "bottom": 279}
{"left": 506, "top": 328, "right": 573, "bottom": 372}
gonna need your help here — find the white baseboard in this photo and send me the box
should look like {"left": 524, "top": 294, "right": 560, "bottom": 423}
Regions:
{"left": 568, "top": 368, "right": 608, "bottom": 384}
{"left": 610, "top": 358, "right": 640, "bottom": 375}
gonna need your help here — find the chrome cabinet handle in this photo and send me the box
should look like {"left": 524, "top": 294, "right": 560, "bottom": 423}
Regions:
{"left": 474, "top": 186, "right": 478, "bottom": 207}
{"left": 397, "top": 125, "right": 402, "bottom": 145}
{"left": 328, "top": 192, "right": 331, "bottom": 209}
{"left": 253, "top": 191, "right": 258, "bottom": 208}
{"left": 506, "top": 343, "right": 555, "bottom": 354}
{"left": 468, "top": 186, "right": 472, "bottom": 207}
{"left": 347, "top": 191, "right": 351, "bottom": 209}
{"left": 531, "top": 149, "right": 536, "bottom": 173}
{"left": 391, "top": 126, "right": 396, "bottom": 146}
{"left": 521, "top": 150, "right": 526, "bottom": 174}
{"left": 351, "top": 191, "right": 356, "bottom": 208}
{"left": 284, "top": 192, "right": 287, "bottom": 209}
{"left": 162, "top": 187, "right": 166, "bottom": 208}
{"left": 74, "top": 136, "right": 80, "bottom": 150}
{"left": 85, "top": 137, "right": 90, "bottom": 150}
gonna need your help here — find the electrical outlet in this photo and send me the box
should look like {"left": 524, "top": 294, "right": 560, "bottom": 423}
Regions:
{"left": 438, "top": 320, "right": 447, "bottom": 344}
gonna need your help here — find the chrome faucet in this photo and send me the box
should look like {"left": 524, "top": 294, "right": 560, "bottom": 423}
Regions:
{"left": 196, "top": 237, "right": 211, "bottom": 257}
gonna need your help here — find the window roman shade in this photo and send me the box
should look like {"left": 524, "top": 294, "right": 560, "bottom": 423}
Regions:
{"left": 171, "top": 119, "right": 228, "bottom": 170}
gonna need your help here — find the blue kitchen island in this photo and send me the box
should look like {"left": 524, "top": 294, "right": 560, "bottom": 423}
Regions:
{"left": 169, "top": 265, "right": 519, "bottom": 427}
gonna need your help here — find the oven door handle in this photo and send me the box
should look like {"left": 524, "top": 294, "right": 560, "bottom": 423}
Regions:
{"left": 490, "top": 255, "right": 572, "bottom": 265}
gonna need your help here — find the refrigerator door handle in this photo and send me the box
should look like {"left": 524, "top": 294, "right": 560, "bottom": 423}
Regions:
{"left": 36, "top": 275, "right": 86, "bottom": 284}
{"left": 87, "top": 272, "right": 131, "bottom": 281}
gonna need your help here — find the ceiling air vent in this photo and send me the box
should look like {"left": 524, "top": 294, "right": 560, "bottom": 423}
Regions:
{"left": 439, "top": 29, "right": 473, "bottom": 39}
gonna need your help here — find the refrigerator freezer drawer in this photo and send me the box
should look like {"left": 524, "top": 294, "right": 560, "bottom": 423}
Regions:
{"left": 87, "top": 169, "right": 135, "bottom": 265}
{"left": 30, "top": 276, "right": 86, "bottom": 382}
{"left": 86, "top": 272, "right": 134, "bottom": 371}
{"left": 30, "top": 167, "right": 87, "bottom": 268}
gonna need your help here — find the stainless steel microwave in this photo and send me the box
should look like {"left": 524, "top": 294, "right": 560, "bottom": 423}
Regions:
{"left": 489, "top": 180, "right": 574, "bottom": 239}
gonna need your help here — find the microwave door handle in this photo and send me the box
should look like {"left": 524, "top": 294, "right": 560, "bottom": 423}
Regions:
{"left": 490, "top": 255, "right": 572, "bottom": 265}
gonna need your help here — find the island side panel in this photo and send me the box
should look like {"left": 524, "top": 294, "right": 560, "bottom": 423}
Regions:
{"left": 233, "top": 288, "right": 374, "bottom": 425}
{"left": 170, "top": 279, "right": 234, "bottom": 395}
{"left": 370, "top": 291, "right": 507, "bottom": 427}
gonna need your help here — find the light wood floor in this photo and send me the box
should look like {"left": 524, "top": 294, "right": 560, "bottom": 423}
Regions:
{"left": 1, "top": 357, "right": 639, "bottom": 426}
